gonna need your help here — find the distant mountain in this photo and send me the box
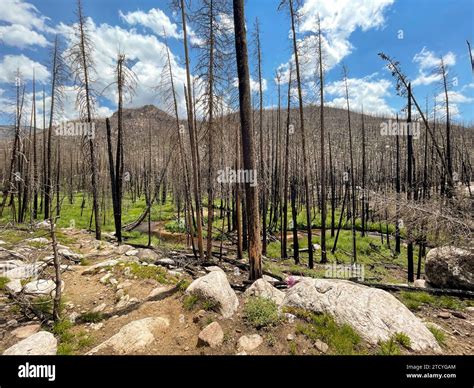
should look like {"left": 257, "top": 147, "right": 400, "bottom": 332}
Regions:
{"left": 0, "top": 125, "right": 15, "bottom": 140}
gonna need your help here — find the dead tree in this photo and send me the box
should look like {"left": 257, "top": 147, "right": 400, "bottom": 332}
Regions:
{"left": 233, "top": 0, "right": 262, "bottom": 280}
{"left": 342, "top": 65, "right": 357, "bottom": 263}
{"left": 176, "top": 0, "right": 204, "bottom": 260}
{"left": 280, "top": 0, "right": 314, "bottom": 268}
{"left": 67, "top": 0, "right": 101, "bottom": 239}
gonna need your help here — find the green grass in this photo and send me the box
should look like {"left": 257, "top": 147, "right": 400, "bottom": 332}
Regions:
{"left": 394, "top": 332, "right": 412, "bottom": 349}
{"left": 290, "top": 308, "right": 362, "bottom": 355}
{"left": 51, "top": 320, "right": 94, "bottom": 355}
{"left": 243, "top": 297, "right": 281, "bottom": 329}
{"left": 183, "top": 293, "right": 218, "bottom": 312}
{"left": 0, "top": 276, "right": 9, "bottom": 291}
{"left": 265, "top": 228, "right": 418, "bottom": 283}
{"left": 79, "top": 311, "right": 104, "bottom": 323}
{"left": 377, "top": 337, "right": 401, "bottom": 355}
{"left": 164, "top": 219, "right": 187, "bottom": 233}
{"left": 176, "top": 279, "right": 190, "bottom": 292}
{"left": 398, "top": 291, "right": 473, "bottom": 311}
{"left": 288, "top": 340, "right": 298, "bottom": 355}
{"left": 427, "top": 325, "right": 446, "bottom": 347}
{"left": 377, "top": 333, "right": 412, "bottom": 355}
{"left": 183, "top": 294, "right": 199, "bottom": 310}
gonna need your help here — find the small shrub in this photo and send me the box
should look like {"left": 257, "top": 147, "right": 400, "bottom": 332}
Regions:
{"left": 52, "top": 320, "right": 74, "bottom": 343}
{"left": 394, "top": 332, "right": 411, "bottom": 349}
{"left": 183, "top": 294, "right": 199, "bottom": 311}
{"left": 57, "top": 342, "right": 74, "bottom": 355}
{"left": 176, "top": 279, "right": 190, "bottom": 292}
{"left": 202, "top": 298, "right": 218, "bottom": 312}
{"left": 243, "top": 297, "right": 281, "bottom": 329}
{"left": 288, "top": 341, "right": 297, "bottom": 355}
{"left": 0, "top": 276, "right": 9, "bottom": 291}
{"left": 76, "top": 332, "right": 94, "bottom": 349}
{"left": 80, "top": 311, "right": 103, "bottom": 323}
{"left": 183, "top": 293, "right": 219, "bottom": 312}
{"left": 266, "top": 333, "right": 276, "bottom": 347}
{"left": 80, "top": 258, "right": 91, "bottom": 266}
{"left": 378, "top": 337, "right": 401, "bottom": 355}
{"left": 428, "top": 325, "right": 446, "bottom": 347}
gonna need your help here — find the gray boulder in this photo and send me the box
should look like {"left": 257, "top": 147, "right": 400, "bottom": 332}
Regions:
{"left": 3, "top": 331, "right": 57, "bottom": 355}
{"left": 244, "top": 278, "right": 285, "bottom": 306}
{"left": 425, "top": 247, "right": 473, "bottom": 291}
{"left": 198, "top": 322, "right": 224, "bottom": 348}
{"left": 87, "top": 317, "right": 169, "bottom": 354}
{"left": 283, "top": 278, "right": 441, "bottom": 352}
{"left": 186, "top": 271, "right": 239, "bottom": 318}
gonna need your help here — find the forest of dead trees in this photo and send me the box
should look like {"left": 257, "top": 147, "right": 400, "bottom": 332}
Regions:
{"left": 0, "top": 0, "right": 473, "bottom": 320}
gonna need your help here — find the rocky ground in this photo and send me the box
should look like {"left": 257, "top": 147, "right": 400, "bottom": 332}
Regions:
{"left": 0, "top": 225, "right": 473, "bottom": 356}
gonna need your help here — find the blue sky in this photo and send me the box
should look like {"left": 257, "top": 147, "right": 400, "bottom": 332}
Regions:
{"left": 0, "top": 0, "right": 473, "bottom": 126}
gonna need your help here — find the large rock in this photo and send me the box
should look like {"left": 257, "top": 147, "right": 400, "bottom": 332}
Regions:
{"left": 58, "top": 248, "right": 83, "bottom": 263}
{"left": 244, "top": 279, "right": 285, "bottom": 306}
{"left": 237, "top": 334, "right": 263, "bottom": 352}
{"left": 87, "top": 317, "right": 169, "bottom": 355}
{"left": 81, "top": 259, "right": 119, "bottom": 275}
{"left": 11, "top": 324, "right": 41, "bottom": 339}
{"left": 198, "top": 322, "right": 224, "bottom": 348}
{"left": 283, "top": 278, "right": 441, "bottom": 352}
{"left": 3, "top": 263, "right": 44, "bottom": 280}
{"left": 137, "top": 248, "right": 159, "bottom": 261}
{"left": 23, "top": 279, "right": 62, "bottom": 296}
{"left": 3, "top": 331, "right": 57, "bottom": 355}
{"left": 5, "top": 278, "right": 23, "bottom": 293}
{"left": 186, "top": 271, "right": 239, "bottom": 318}
{"left": 425, "top": 247, "right": 473, "bottom": 291}
{"left": 0, "top": 249, "right": 26, "bottom": 261}
{"left": 0, "top": 260, "right": 25, "bottom": 273}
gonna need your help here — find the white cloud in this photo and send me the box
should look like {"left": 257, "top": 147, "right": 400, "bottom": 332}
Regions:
{"left": 325, "top": 74, "right": 394, "bottom": 115}
{"left": 0, "top": 0, "right": 53, "bottom": 51}
{"left": 119, "top": 7, "right": 203, "bottom": 45}
{"left": 234, "top": 77, "right": 267, "bottom": 93}
{"left": 0, "top": 0, "right": 51, "bottom": 32}
{"left": 119, "top": 8, "right": 181, "bottom": 39}
{"left": 412, "top": 47, "right": 456, "bottom": 86}
{"left": 0, "top": 54, "right": 49, "bottom": 83}
{"left": 296, "top": 0, "right": 394, "bottom": 71}
{"left": 0, "top": 24, "right": 49, "bottom": 48}
{"left": 435, "top": 91, "right": 472, "bottom": 119}
{"left": 58, "top": 17, "right": 190, "bottom": 119}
